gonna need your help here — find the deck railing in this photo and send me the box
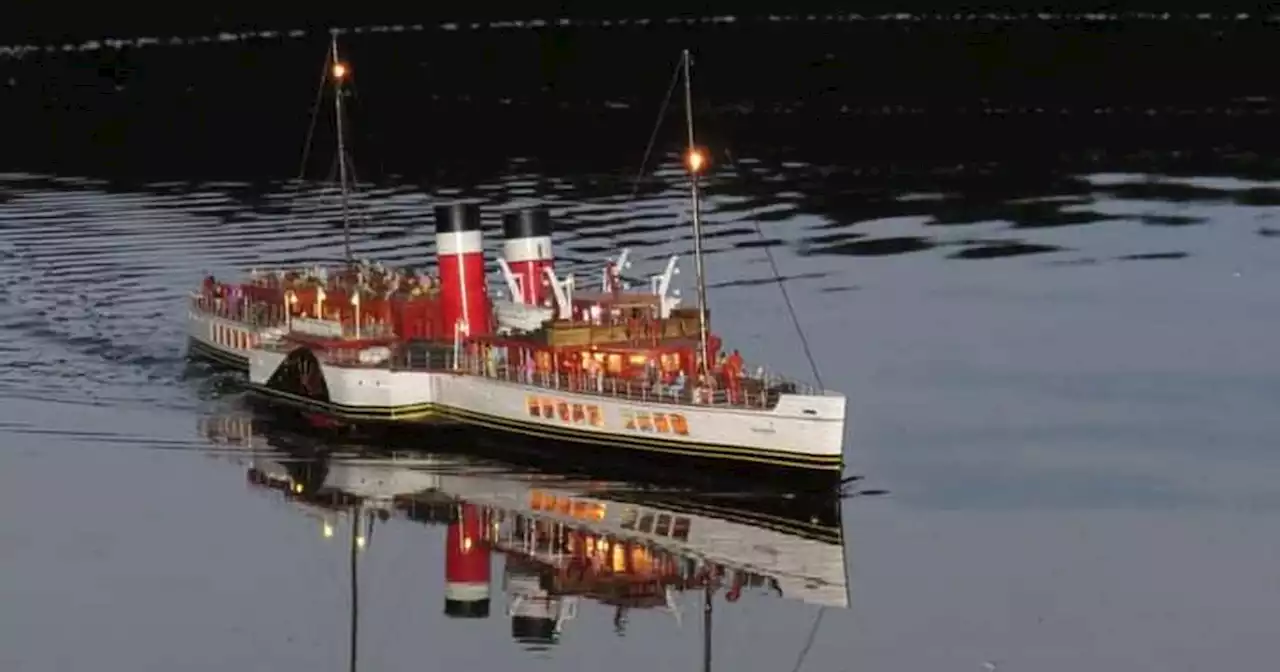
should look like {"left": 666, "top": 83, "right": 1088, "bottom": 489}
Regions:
{"left": 372, "top": 346, "right": 815, "bottom": 410}
{"left": 192, "top": 294, "right": 397, "bottom": 340}
{"left": 251, "top": 322, "right": 826, "bottom": 411}
{"left": 190, "top": 294, "right": 287, "bottom": 329}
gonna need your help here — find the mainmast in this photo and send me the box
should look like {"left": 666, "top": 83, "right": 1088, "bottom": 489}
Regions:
{"left": 681, "top": 49, "right": 711, "bottom": 374}
{"left": 330, "top": 29, "right": 353, "bottom": 265}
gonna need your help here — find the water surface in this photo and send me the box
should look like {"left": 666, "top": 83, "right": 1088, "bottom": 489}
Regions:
{"left": 4, "top": 28, "right": 1280, "bottom": 670}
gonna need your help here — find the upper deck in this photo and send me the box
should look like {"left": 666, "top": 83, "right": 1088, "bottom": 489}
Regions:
{"left": 192, "top": 261, "right": 450, "bottom": 340}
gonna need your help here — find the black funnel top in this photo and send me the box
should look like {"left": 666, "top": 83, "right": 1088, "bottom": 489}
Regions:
{"left": 434, "top": 202, "right": 482, "bottom": 234}
{"left": 501, "top": 207, "right": 552, "bottom": 239}
{"left": 444, "top": 598, "right": 491, "bottom": 619}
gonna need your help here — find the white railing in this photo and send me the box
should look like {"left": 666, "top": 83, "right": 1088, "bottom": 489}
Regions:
{"left": 193, "top": 294, "right": 396, "bottom": 341}
{"left": 259, "top": 340, "right": 818, "bottom": 409}
{"left": 190, "top": 294, "right": 288, "bottom": 328}
{"left": 389, "top": 348, "right": 817, "bottom": 410}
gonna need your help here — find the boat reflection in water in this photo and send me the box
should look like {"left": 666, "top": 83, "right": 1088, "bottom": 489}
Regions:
{"left": 200, "top": 406, "right": 877, "bottom": 665}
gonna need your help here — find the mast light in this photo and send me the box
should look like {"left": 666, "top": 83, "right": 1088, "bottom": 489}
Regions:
{"left": 685, "top": 147, "right": 707, "bottom": 174}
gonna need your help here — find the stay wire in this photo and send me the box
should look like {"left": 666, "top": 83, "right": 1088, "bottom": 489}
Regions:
{"left": 278, "top": 39, "right": 333, "bottom": 242}
{"left": 627, "top": 57, "right": 684, "bottom": 201}
{"left": 788, "top": 607, "right": 827, "bottom": 672}
{"left": 609, "top": 55, "right": 681, "bottom": 284}
{"left": 296, "top": 44, "right": 331, "bottom": 189}
{"left": 722, "top": 149, "right": 824, "bottom": 389}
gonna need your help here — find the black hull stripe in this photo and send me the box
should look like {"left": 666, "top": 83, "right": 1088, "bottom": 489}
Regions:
{"left": 246, "top": 383, "right": 842, "bottom": 471}
{"left": 187, "top": 337, "right": 249, "bottom": 370}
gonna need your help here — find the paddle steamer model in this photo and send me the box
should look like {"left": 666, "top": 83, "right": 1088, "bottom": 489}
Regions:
{"left": 188, "top": 39, "right": 848, "bottom": 482}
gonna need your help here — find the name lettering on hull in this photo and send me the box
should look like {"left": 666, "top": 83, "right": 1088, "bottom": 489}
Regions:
{"left": 526, "top": 395, "right": 605, "bottom": 428}
{"left": 621, "top": 409, "right": 689, "bottom": 436}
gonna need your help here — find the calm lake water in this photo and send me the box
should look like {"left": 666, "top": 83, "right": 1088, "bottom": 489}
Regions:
{"left": 4, "top": 24, "right": 1280, "bottom": 672}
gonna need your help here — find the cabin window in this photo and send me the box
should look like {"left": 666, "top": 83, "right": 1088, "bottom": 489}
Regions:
{"left": 660, "top": 353, "right": 680, "bottom": 373}
{"left": 654, "top": 514, "right": 672, "bottom": 537}
{"left": 637, "top": 513, "right": 655, "bottom": 533}
{"left": 672, "top": 517, "right": 691, "bottom": 542}
{"left": 572, "top": 404, "right": 585, "bottom": 423}
{"left": 629, "top": 354, "right": 649, "bottom": 367}
{"left": 619, "top": 508, "right": 638, "bottom": 530}
{"left": 629, "top": 546, "right": 653, "bottom": 573}
{"left": 556, "top": 402, "right": 570, "bottom": 421}
{"left": 670, "top": 414, "right": 689, "bottom": 435}
{"left": 527, "top": 396, "right": 542, "bottom": 417}
{"left": 541, "top": 400, "right": 555, "bottom": 418}
{"left": 530, "top": 490, "right": 553, "bottom": 511}
{"left": 607, "top": 354, "right": 623, "bottom": 375}
{"left": 535, "top": 351, "right": 551, "bottom": 372}
{"left": 653, "top": 414, "right": 671, "bottom": 433}
{"left": 586, "top": 406, "right": 603, "bottom": 427}
{"left": 572, "top": 501, "right": 605, "bottom": 521}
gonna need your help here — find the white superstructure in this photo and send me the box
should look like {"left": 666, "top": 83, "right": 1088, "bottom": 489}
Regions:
{"left": 245, "top": 345, "right": 845, "bottom": 473}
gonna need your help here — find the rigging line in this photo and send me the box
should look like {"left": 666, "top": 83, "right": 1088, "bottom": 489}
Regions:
{"left": 296, "top": 44, "right": 331, "bottom": 188}
{"left": 278, "top": 40, "right": 333, "bottom": 242}
{"left": 627, "top": 57, "right": 684, "bottom": 201}
{"left": 788, "top": 607, "right": 827, "bottom": 672}
{"left": 688, "top": 69, "right": 825, "bottom": 389}
{"left": 723, "top": 150, "right": 824, "bottom": 388}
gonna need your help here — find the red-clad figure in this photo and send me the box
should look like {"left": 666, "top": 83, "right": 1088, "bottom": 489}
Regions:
{"left": 725, "top": 349, "right": 744, "bottom": 403}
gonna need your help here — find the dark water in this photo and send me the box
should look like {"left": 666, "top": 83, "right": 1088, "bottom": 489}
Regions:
{"left": 5, "top": 21, "right": 1280, "bottom": 671}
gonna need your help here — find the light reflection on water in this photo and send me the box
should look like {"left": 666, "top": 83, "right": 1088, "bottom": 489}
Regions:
{"left": 2, "top": 157, "right": 1280, "bottom": 669}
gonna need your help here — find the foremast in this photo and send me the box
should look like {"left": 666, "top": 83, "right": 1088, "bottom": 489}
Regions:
{"left": 329, "top": 30, "right": 354, "bottom": 265}
{"left": 681, "top": 49, "right": 712, "bottom": 375}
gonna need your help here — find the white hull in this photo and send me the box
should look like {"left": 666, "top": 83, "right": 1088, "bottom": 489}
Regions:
{"left": 186, "top": 305, "right": 280, "bottom": 368}
{"left": 245, "top": 346, "right": 846, "bottom": 472}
